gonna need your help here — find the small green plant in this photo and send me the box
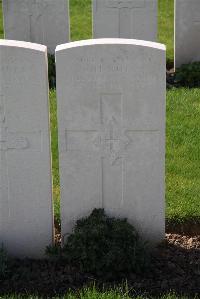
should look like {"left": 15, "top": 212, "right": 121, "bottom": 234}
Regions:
{"left": 48, "top": 209, "right": 150, "bottom": 280}
{"left": 174, "top": 62, "right": 200, "bottom": 87}
{"left": 0, "top": 244, "right": 9, "bottom": 279}
{"left": 46, "top": 243, "right": 62, "bottom": 259}
{"left": 48, "top": 54, "right": 56, "bottom": 89}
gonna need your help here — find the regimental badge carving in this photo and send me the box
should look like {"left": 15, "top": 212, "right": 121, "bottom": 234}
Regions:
{"left": 93, "top": 116, "right": 132, "bottom": 165}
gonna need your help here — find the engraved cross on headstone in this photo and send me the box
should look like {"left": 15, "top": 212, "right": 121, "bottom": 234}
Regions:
{"left": 0, "top": 95, "right": 42, "bottom": 216}
{"left": 106, "top": 0, "right": 145, "bottom": 37}
{"left": 20, "top": 0, "right": 48, "bottom": 42}
{"left": 104, "top": 118, "right": 121, "bottom": 152}
{"left": 64, "top": 93, "right": 158, "bottom": 205}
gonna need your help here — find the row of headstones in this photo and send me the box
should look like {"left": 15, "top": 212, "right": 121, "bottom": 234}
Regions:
{"left": 2, "top": 0, "right": 157, "bottom": 55}
{"left": 2, "top": 0, "right": 200, "bottom": 67}
{"left": 0, "top": 38, "right": 165, "bottom": 258}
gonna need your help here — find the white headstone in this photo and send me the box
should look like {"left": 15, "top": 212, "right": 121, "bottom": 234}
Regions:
{"left": 93, "top": 0, "right": 157, "bottom": 41}
{"left": 175, "top": 0, "right": 200, "bottom": 68}
{"left": 0, "top": 40, "right": 53, "bottom": 258}
{"left": 56, "top": 39, "right": 166, "bottom": 244}
{"left": 2, "top": 0, "right": 69, "bottom": 54}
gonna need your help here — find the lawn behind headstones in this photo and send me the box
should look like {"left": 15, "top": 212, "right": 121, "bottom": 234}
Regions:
{"left": 166, "top": 88, "right": 200, "bottom": 224}
{"left": 0, "top": 0, "right": 199, "bottom": 227}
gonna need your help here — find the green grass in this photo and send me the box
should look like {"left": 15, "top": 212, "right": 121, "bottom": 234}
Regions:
{"left": 0, "top": 288, "right": 196, "bottom": 299}
{"left": 70, "top": 0, "right": 92, "bottom": 41}
{"left": 49, "top": 90, "right": 60, "bottom": 221}
{"left": 0, "top": 0, "right": 3, "bottom": 39}
{"left": 166, "top": 88, "right": 200, "bottom": 222}
{"left": 158, "top": 0, "right": 174, "bottom": 66}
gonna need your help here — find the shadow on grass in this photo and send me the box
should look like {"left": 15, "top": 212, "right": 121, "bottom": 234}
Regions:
{"left": 166, "top": 59, "right": 174, "bottom": 71}
{"left": 166, "top": 217, "right": 200, "bottom": 235}
{"left": 0, "top": 237, "right": 199, "bottom": 298}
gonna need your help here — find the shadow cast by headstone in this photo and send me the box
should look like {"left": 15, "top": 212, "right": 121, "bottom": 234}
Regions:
{"left": 0, "top": 234, "right": 199, "bottom": 298}
{"left": 126, "top": 237, "right": 200, "bottom": 297}
{"left": 166, "top": 217, "right": 200, "bottom": 235}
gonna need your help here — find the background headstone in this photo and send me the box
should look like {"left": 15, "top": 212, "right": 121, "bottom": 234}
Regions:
{"left": 0, "top": 40, "right": 53, "bottom": 258}
{"left": 175, "top": 0, "right": 200, "bottom": 68}
{"left": 56, "top": 39, "right": 166, "bottom": 244}
{"left": 2, "top": 0, "right": 69, "bottom": 54}
{"left": 93, "top": 0, "right": 157, "bottom": 41}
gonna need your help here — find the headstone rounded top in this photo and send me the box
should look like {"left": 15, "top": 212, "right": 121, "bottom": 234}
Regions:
{"left": 0, "top": 39, "right": 47, "bottom": 52}
{"left": 56, "top": 38, "right": 166, "bottom": 52}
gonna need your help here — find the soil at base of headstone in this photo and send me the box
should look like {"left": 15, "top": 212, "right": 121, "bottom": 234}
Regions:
{"left": 0, "top": 233, "right": 199, "bottom": 298}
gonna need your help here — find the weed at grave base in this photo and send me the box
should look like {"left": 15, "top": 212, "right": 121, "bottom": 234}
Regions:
{"left": 168, "top": 61, "right": 200, "bottom": 88}
{"left": 46, "top": 208, "right": 151, "bottom": 280}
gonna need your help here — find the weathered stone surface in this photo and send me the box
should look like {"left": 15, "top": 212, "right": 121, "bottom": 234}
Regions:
{"left": 2, "top": 0, "right": 69, "bottom": 54}
{"left": 175, "top": 0, "right": 200, "bottom": 68}
{"left": 93, "top": 0, "right": 157, "bottom": 41}
{"left": 56, "top": 39, "right": 166, "bottom": 244}
{"left": 0, "top": 40, "right": 53, "bottom": 258}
